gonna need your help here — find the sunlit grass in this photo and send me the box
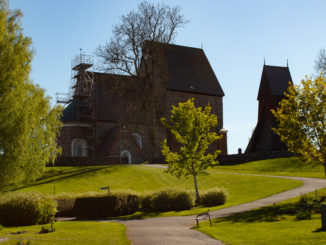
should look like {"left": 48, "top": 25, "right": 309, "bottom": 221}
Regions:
{"left": 0, "top": 221, "right": 130, "bottom": 245}
{"left": 211, "top": 157, "right": 325, "bottom": 178}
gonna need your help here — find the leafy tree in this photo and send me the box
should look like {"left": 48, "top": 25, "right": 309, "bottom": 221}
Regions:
{"left": 272, "top": 75, "right": 326, "bottom": 176}
{"left": 0, "top": 0, "right": 62, "bottom": 190}
{"left": 161, "top": 99, "right": 222, "bottom": 203}
{"left": 96, "top": 1, "right": 188, "bottom": 160}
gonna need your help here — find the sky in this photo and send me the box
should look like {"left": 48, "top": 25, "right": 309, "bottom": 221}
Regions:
{"left": 9, "top": 0, "right": 326, "bottom": 154}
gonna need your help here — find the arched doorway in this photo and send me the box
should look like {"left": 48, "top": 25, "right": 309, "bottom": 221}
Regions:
{"left": 120, "top": 150, "right": 132, "bottom": 164}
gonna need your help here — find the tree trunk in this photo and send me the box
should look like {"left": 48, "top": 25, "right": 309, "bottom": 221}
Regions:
{"left": 193, "top": 173, "right": 200, "bottom": 205}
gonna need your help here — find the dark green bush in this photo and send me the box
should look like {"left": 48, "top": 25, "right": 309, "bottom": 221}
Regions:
{"left": 140, "top": 195, "right": 152, "bottom": 211}
{"left": 60, "top": 194, "right": 139, "bottom": 218}
{"left": 0, "top": 224, "right": 3, "bottom": 230}
{"left": 55, "top": 199, "right": 76, "bottom": 217}
{"left": 296, "top": 209, "right": 311, "bottom": 220}
{"left": 141, "top": 190, "right": 193, "bottom": 212}
{"left": 200, "top": 188, "right": 228, "bottom": 207}
{"left": 0, "top": 193, "right": 57, "bottom": 226}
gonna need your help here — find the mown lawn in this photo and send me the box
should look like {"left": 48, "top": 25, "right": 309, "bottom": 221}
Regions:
{"left": 5, "top": 164, "right": 302, "bottom": 217}
{"left": 0, "top": 221, "right": 130, "bottom": 245}
{"left": 198, "top": 213, "right": 326, "bottom": 245}
{"left": 211, "top": 157, "right": 325, "bottom": 179}
{"left": 11, "top": 165, "right": 301, "bottom": 206}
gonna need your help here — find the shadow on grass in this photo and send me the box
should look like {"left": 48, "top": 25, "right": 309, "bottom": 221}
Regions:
{"left": 8, "top": 166, "right": 114, "bottom": 192}
{"left": 214, "top": 203, "right": 297, "bottom": 223}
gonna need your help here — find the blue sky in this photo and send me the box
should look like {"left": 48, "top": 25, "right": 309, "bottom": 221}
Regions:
{"left": 9, "top": 0, "right": 326, "bottom": 154}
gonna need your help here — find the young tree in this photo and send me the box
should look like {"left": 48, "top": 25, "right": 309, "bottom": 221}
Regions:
{"left": 161, "top": 99, "right": 222, "bottom": 203}
{"left": 96, "top": 1, "right": 188, "bottom": 160}
{"left": 272, "top": 75, "right": 326, "bottom": 176}
{"left": 0, "top": 0, "right": 62, "bottom": 190}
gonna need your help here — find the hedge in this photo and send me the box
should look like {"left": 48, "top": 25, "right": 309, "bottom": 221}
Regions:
{"left": 200, "top": 188, "right": 228, "bottom": 207}
{"left": 141, "top": 190, "right": 193, "bottom": 212}
{"left": 56, "top": 194, "right": 139, "bottom": 218}
{"left": 0, "top": 193, "right": 57, "bottom": 226}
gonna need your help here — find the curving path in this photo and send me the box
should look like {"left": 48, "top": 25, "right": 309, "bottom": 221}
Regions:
{"left": 114, "top": 169, "right": 326, "bottom": 245}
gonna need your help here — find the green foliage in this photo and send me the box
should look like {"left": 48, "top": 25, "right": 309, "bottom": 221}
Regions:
{"left": 161, "top": 98, "right": 222, "bottom": 201}
{"left": 59, "top": 194, "right": 140, "bottom": 218}
{"left": 296, "top": 210, "right": 311, "bottom": 220}
{"left": 141, "top": 189, "right": 193, "bottom": 212}
{"left": 200, "top": 188, "right": 228, "bottom": 207}
{"left": 0, "top": 1, "right": 62, "bottom": 189}
{"left": 272, "top": 75, "right": 326, "bottom": 175}
{"left": 0, "top": 193, "right": 57, "bottom": 226}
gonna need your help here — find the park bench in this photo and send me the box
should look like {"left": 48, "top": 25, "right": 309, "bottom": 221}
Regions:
{"left": 195, "top": 210, "right": 212, "bottom": 227}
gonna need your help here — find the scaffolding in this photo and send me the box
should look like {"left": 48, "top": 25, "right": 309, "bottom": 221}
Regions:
{"left": 56, "top": 50, "right": 96, "bottom": 155}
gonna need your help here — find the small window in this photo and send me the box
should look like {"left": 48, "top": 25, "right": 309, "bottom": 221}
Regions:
{"left": 71, "top": 138, "right": 87, "bottom": 157}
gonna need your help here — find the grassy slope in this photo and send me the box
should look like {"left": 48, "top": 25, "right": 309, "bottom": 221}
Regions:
{"left": 198, "top": 214, "right": 326, "bottom": 245}
{"left": 212, "top": 157, "right": 325, "bottom": 178}
{"left": 198, "top": 158, "right": 326, "bottom": 244}
{"left": 0, "top": 221, "right": 130, "bottom": 245}
{"left": 12, "top": 165, "right": 301, "bottom": 206}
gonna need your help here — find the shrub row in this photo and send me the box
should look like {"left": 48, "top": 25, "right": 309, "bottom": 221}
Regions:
{"left": 56, "top": 194, "right": 139, "bottom": 218}
{"left": 141, "top": 190, "right": 193, "bottom": 212}
{"left": 200, "top": 188, "right": 228, "bottom": 207}
{"left": 0, "top": 193, "right": 57, "bottom": 226}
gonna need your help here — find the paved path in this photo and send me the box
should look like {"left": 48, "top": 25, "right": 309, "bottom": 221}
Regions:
{"left": 115, "top": 170, "right": 326, "bottom": 245}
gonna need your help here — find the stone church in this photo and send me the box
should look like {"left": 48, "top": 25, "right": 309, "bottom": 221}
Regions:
{"left": 56, "top": 42, "right": 227, "bottom": 165}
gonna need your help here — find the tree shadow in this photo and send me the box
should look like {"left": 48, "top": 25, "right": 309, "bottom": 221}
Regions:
{"left": 9, "top": 166, "right": 114, "bottom": 191}
{"left": 214, "top": 204, "right": 296, "bottom": 223}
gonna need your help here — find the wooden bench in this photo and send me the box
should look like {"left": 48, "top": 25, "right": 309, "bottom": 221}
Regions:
{"left": 195, "top": 210, "right": 212, "bottom": 227}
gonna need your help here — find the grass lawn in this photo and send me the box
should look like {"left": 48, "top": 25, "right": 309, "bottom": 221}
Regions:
{"left": 198, "top": 212, "right": 326, "bottom": 245}
{"left": 11, "top": 164, "right": 300, "bottom": 202}
{"left": 5, "top": 164, "right": 302, "bottom": 218}
{"left": 0, "top": 221, "right": 130, "bottom": 245}
{"left": 211, "top": 157, "right": 326, "bottom": 179}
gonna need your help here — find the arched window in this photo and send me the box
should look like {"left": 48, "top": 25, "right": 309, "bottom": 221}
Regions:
{"left": 71, "top": 138, "right": 87, "bottom": 157}
{"left": 120, "top": 150, "right": 132, "bottom": 164}
{"left": 132, "top": 133, "right": 142, "bottom": 149}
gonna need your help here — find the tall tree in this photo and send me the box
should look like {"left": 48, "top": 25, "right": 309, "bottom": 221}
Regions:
{"left": 96, "top": 1, "right": 188, "bottom": 160}
{"left": 161, "top": 99, "right": 222, "bottom": 203}
{"left": 0, "top": 0, "right": 62, "bottom": 190}
{"left": 272, "top": 75, "right": 326, "bottom": 176}
{"left": 314, "top": 48, "right": 326, "bottom": 74}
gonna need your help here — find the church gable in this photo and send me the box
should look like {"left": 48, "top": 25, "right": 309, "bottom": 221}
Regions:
{"left": 258, "top": 65, "right": 293, "bottom": 100}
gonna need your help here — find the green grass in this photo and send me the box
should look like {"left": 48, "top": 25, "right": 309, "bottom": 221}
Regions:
{"left": 198, "top": 214, "right": 326, "bottom": 245}
{"left": 12, "top": 165, "right": 301, "bottom": 201}
{"left": 212, "top": 157, "right": 326, "bottom": 178}
{"left": 0, "top": 221, "right": 130, "bottom": 245}
{"left": 197, "top": 211, "right": 326, "bottom": 245}
{"left": 6, "top": 164, "right": 302, "bottom": 217}
{"left": 197, "top": 185, "right": 326, "bottom": 245}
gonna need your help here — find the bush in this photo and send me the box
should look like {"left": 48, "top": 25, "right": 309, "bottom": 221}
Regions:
{"left": 296, "top": 209, "right": 311, "bottom": 220}
{"left": 141, "top": 190, "right": 193, "bottom": 212}
{"left": 0, "top": 224, "right": 3, "bottom": 230}
{"left": 0, "top": 193, "right": 57, "bottom": 226}
{"left": 55, "top": 199, "right": 76, "bottom": 217}
{"left": 56, "top": 194, "right": 140, "bottom": 218}
{"left": 200, "top": 188, "right": 228, "bottom": 207}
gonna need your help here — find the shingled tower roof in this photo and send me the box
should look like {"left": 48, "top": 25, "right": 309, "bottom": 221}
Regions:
{"left": 144, "top": 41, "right": 224, "bottom": 96}
{"left": 258, "top": 65, "right": 293, "bottom": 100}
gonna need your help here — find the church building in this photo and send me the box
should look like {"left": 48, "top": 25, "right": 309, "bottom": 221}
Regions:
{"left": 56, "top": 42, "right": 227, "bottom": 165}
